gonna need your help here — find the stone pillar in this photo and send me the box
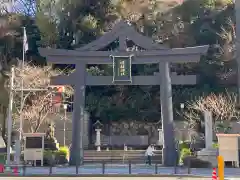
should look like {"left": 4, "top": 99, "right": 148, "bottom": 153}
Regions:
{"left": 197, "top": 110, "right": 217, "bottom": 167}
{"left": 69, "top": 63, "right": 86, "bottom": 165}
{"left": 159, "top": 62, "right": 176, "bottom": 166}
{"left": 95, "top": 129, "right": 101, "bottom": 151}
{"left": 204, "top": 111, "right": 213, "bottom": 149}
{"left": 14, "top": 140, "right": 21, "bottom": 165}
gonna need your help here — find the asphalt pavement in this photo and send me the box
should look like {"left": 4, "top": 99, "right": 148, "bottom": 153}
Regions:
{"left": 0, "top": 164, "right": 239, "bottom": 179}
{"left": 11, "top": 165, "right": 240, "bottom": 178}
{"left": 0, "top": 177, "right": 214, "bottom": 180}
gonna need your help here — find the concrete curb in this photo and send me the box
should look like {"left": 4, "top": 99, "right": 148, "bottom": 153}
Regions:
{"left": 0, "top": 174, "right": 211, "bottom": 177}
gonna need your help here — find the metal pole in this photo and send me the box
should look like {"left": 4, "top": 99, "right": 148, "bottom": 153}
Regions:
{"left": 19, "top": 27, "right": 26, "bottom": 143}
{"left": 63, "top": 104, "right": 67, "bottom": 146}
{"left": 6, "top": 67, "right": 14, "bottom": 167}
{"left": 16, "top": 27, "right": 26, "bottom": 165}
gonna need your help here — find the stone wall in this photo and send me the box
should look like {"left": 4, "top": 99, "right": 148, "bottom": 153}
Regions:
{"left": 19, "top": 112, "right": 192, "bottom": 147}
{"left": 102, "top": 120, "right": 192, "bottom": 143}
{"left": 11, "top": 112, "right": 191, "bottom": 147}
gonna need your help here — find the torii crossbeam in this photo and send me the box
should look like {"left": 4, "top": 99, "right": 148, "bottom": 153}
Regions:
{"left": 39, "top": 21, "right": 208, "bottom": 166}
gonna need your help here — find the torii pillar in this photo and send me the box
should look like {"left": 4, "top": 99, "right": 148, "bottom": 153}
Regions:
{"left": 70, "top": 63, "right": 86, "bottom": 165}
{"left": 159, "top": 61, "right": 176, "bottom": 166}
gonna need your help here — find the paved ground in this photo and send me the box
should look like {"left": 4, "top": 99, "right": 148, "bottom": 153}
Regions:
{"left": 0, "top": 177, "right": 214, "bottom": 180}
{"left": 0, "top": 164, "right": 239, "bottom": 179}
{"left": 13, "top": 165, "right": 240, "bottom": 178}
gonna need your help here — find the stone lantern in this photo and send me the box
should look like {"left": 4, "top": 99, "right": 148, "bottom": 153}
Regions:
{"left": 93, "top": 120, "right": 103, "bottom": 151}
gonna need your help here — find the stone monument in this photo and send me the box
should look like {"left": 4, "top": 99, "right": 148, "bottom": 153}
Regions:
{"left": 45, "top": 123, "right": 59, "bottom": 151}
{"left": 197, "top": 111, "right": 218, "bottom": 166}
{"left": 14, "top": 140, "right": 21, "bottom": 165}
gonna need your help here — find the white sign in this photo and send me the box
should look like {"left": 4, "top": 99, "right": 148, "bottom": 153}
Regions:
{"left": 23, "top": 133, "right": 45, "bottom": 166}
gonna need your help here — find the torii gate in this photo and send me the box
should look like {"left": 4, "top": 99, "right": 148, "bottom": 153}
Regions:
{"left": 39, "top": 21, "right": 208, "bottom": 166}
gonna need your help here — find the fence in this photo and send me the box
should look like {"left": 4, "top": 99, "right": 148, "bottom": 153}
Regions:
{"left": 1, "top": 162, "right": 240, "bottom": 177}
{"left": 2, "top": 161, "right": 240, "bottom": 177}
{"left": 0, "top": 151, "right": 210, "bottom": 176}
{"left": 1, "top": 153, "right": 240, "bottom": 177}
{"left": 2, "top": 161, "right": 204, "bottom": 176}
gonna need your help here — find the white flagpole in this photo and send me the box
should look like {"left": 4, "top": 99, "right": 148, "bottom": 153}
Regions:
{"left": 6, "top": 67, "right": 14, "bottom": 168}
{"left": 19, "top": 27, "right": 25, "bottom": 143}
{"left": 18, "top": 27, "right": 27, "bottom": 164}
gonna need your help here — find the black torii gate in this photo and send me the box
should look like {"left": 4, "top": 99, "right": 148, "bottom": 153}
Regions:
{"left": 39, "top": 21, "right": 208, "bottom": 166}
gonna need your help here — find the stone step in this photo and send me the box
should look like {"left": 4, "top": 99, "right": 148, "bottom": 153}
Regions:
{"left": 83, "top": 159, "right": 162, "bottom": 162}
{"left": 83, "top": 150, "right": 162, "bottom": 163}
{"left": 83, "top": 156, "right": 162, "bottom": 163}
{"left": 83, "top": 156, "right": 162, "bottom": 160}
{"left": 83, "top": 150, "right": 162, "bottom": 155}
{"left": 83, "top": 154, "right": 162, "bottom": 158}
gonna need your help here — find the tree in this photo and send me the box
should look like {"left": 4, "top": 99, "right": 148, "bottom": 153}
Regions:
{"left": 0, "top": 12, "right": 27, "bottom": 139}
{"left": 6, "top": 62, "right": 73, "bottom": 133}
{"left": 0, "top": 0, "right": 237, "bottom": 128}
{"left": 182, "top": 92, "right": 240, "bottom": 133}
{"left": 13, "top": 0, "right": 36, "bottom": 16}
{"left": 35, "top": 0, "right": 59, "bottom": 48}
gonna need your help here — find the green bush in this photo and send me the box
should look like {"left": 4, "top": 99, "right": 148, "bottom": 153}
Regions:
{"left": 179, "top": 148, "right": 192, "bottom": 165}
{"left": 43, "top": 150, "right": 56, "bottom": 165}
{"left": 212, "top": 142, "right": 219, "bottom": 148}
{"left": 44, "top": 147, "right": 70, "bottom": 165}
{"left": 44, "top": 150, "right": 55, "bottom": 158}
{"left": 57, "top": 146, "right": 69, "bottom": 157}
{"left": 179, "top": 141, "right": 190, "bottom": 150}
{"left": 55, "top": 146, "right": 69, "bottom": 164}
{"left": 0, "top": 153, "right": 6, "bottom": 164}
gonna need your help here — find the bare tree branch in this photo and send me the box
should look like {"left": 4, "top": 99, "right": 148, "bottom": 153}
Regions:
{"left": 181, "top": 92, "right": 240, "bottom": 132}
{"left": 7, "top": 62, "right": 73, "bottom": 133}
